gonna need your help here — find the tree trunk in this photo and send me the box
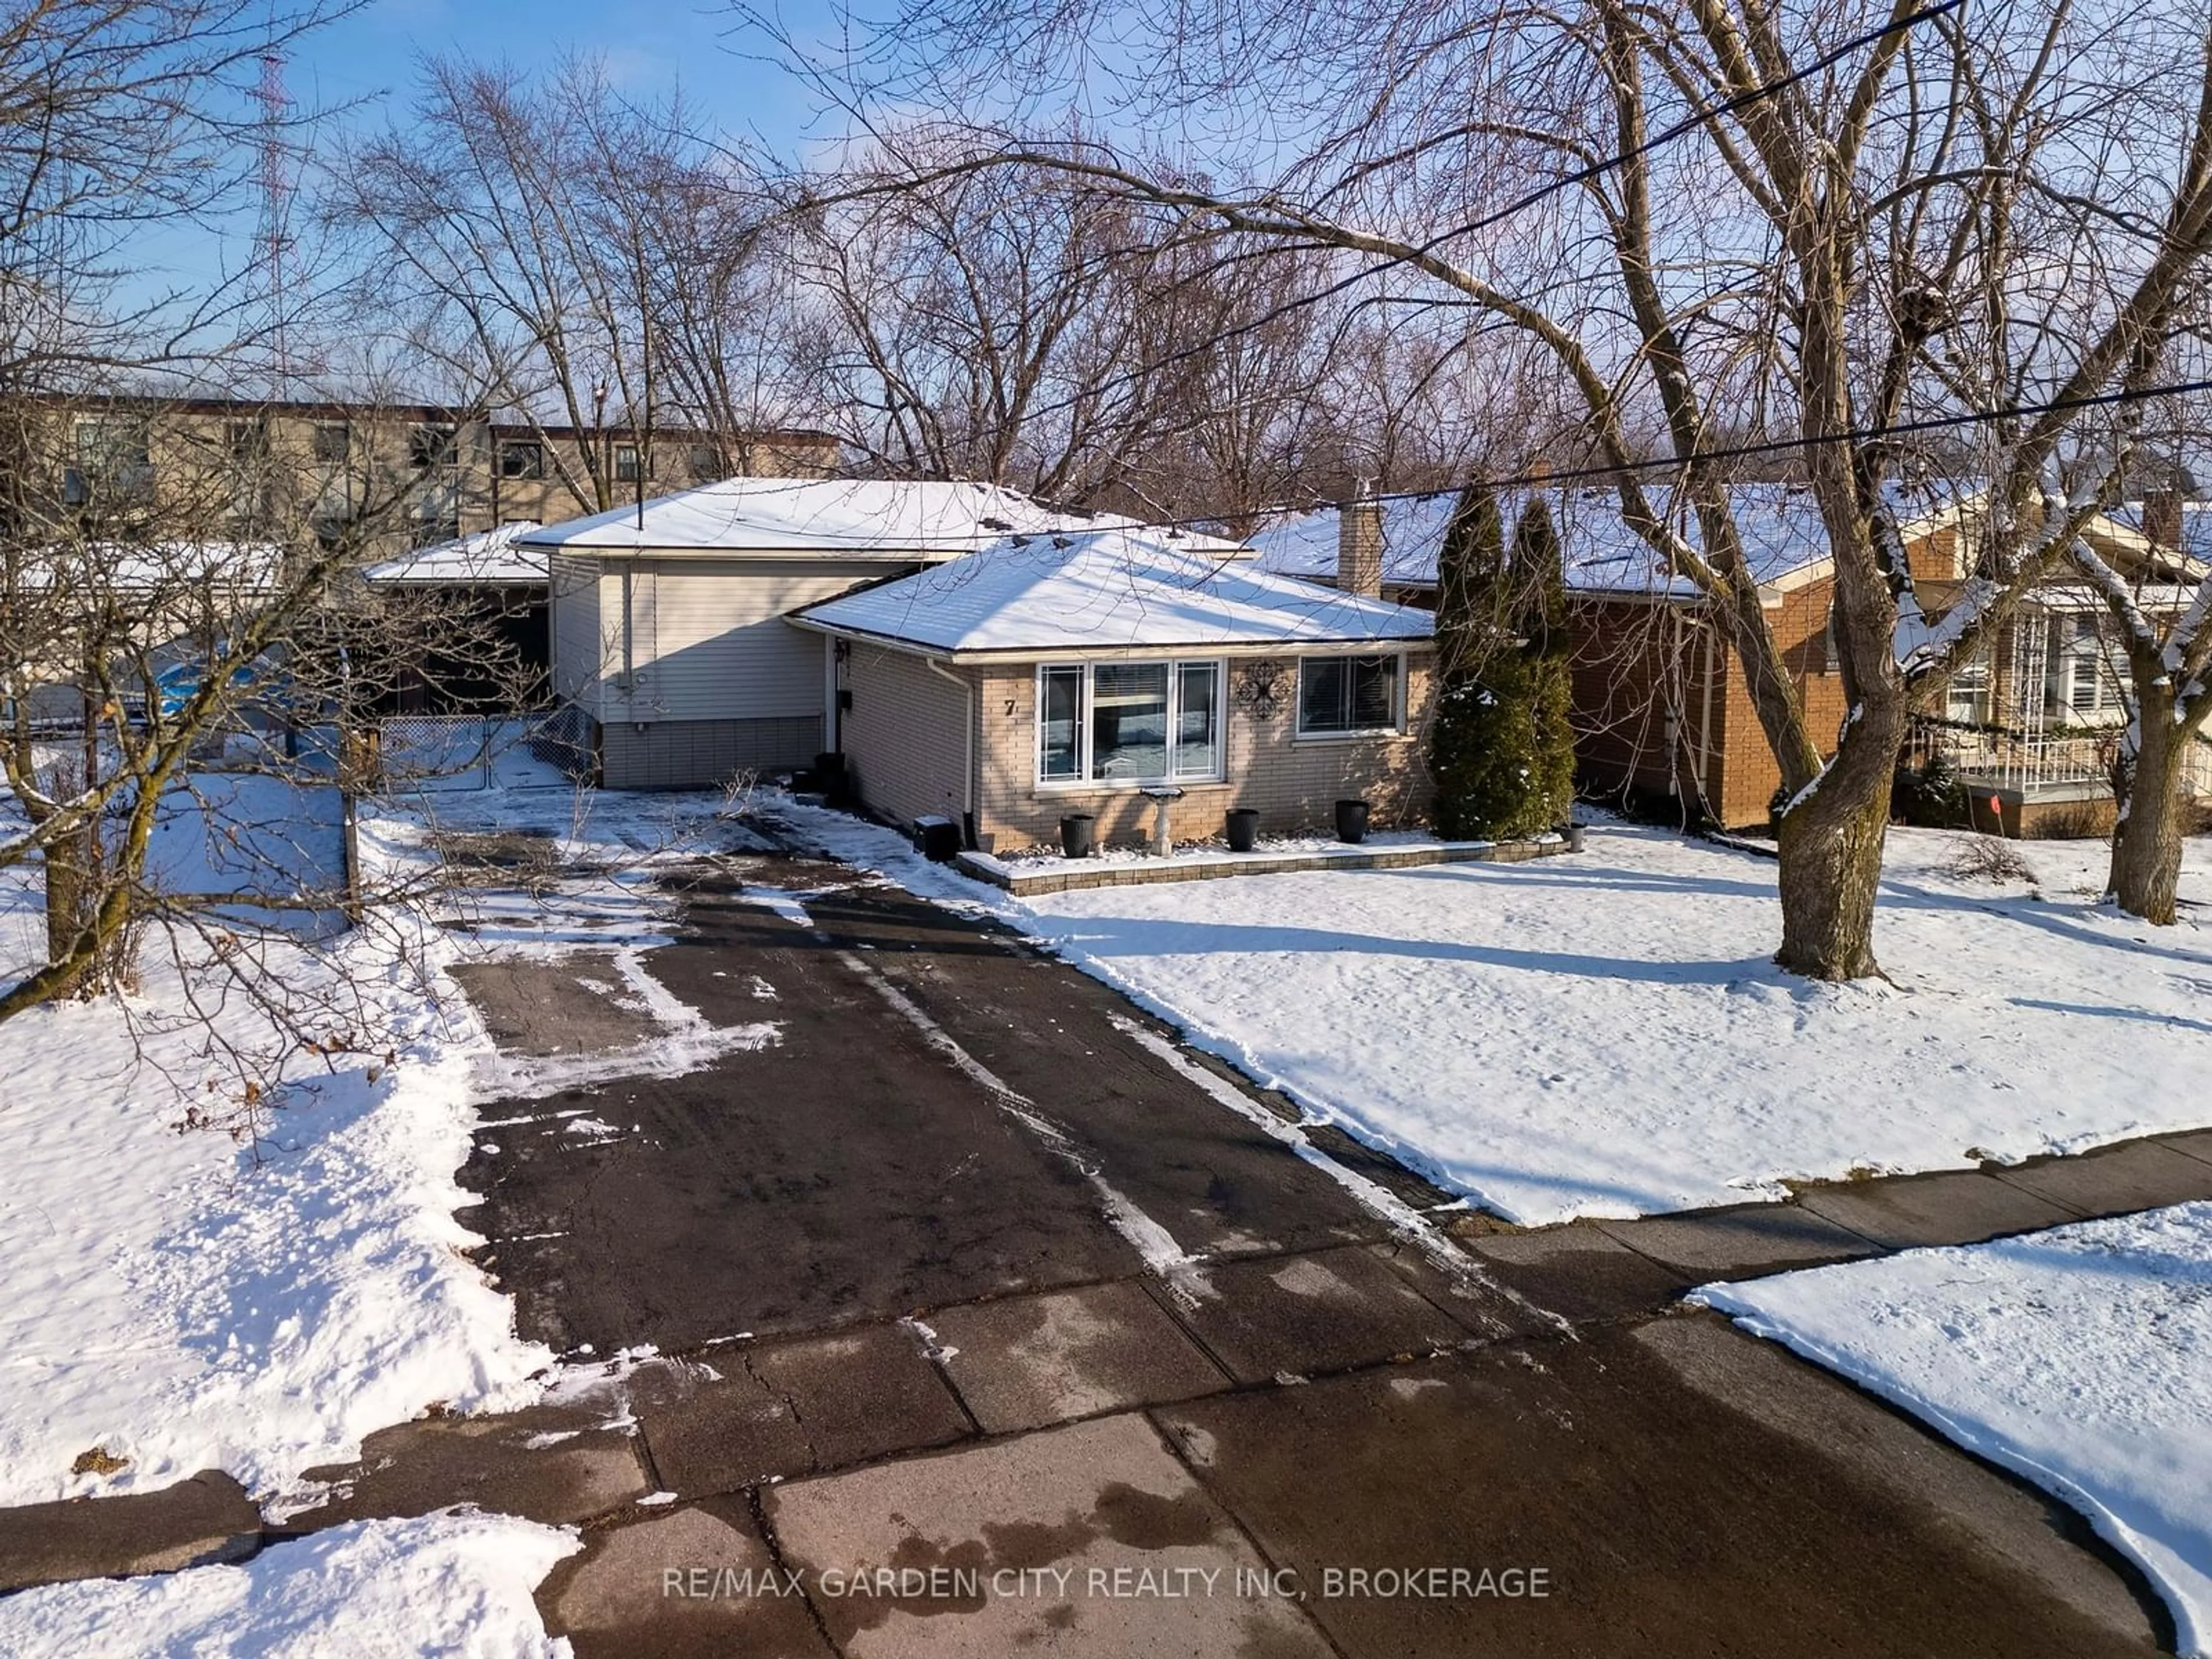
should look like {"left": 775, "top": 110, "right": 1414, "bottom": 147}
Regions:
{"left": 39, "top": 830, "right": 96, "bottom": 1002}
{"left": 1775, "top": 766, "right": 1895, "bottom": 981}
{"left": 2108, "top": 709, "right": 2190, "bottom": 925}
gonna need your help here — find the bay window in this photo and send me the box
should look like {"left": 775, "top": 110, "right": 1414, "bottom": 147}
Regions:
{"left": 1297, "top": 654, "right": 1400, "bottom": 736}
{"left": 1036, "top": 660, "right": 1223, "bottom": 785}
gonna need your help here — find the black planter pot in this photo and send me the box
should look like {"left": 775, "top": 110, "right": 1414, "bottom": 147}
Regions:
{"left": 1059, "top": 813, "right": 1096, "bottom": 858}
{"left": 1334, "top": 798, "right": 1370, "bottom": 844}
{"left": 1225, "top": 808, "right": 1260, "bottom": 853}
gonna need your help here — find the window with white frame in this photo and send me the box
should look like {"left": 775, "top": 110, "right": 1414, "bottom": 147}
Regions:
{"left": 2048, "top": 614, "right": 2119, "bottom": 717}
{"left": 1946, "top": 653, "right": 1990, "bottom": 724}
{"left": 1296, "top": 653, "right": 1400, "bottom": 736}
{"left": 1037, "top": 660, "right": 1222, "bottom": 785}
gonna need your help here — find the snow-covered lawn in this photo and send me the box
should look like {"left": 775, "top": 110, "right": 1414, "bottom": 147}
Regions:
{"left": 1697, "top": 1203, "right": 2212, "bottom": 1657}
{"left": 0, "top": 817, "right": 551, "bottom": 1509}
{"left": 0, "top": 1510, "right": 578, "bottom": 1659}
{"left": 781, "top": 806, "right": 2212, "bottom": 1225}
{"left": 0, "top": 745, "right": 780, "bottom": 1518}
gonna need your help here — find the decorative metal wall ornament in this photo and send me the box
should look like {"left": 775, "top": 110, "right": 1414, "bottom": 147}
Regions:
{"left": 1234, "top": 660, "right": 1289, "bottom": 719}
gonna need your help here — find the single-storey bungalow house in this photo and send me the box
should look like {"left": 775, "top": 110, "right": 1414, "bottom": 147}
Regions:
{"left": 1251, "top": 482, "right": 2209, "bottom": 832}
{"left": 789, "top": 526, "right": 1437, "bottom": 849}
{"left": 521, "top": 478, "right": 1123, "bottom": 789}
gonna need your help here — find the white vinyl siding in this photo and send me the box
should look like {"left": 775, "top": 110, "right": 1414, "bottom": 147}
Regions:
{"left": 553, "top": 554, "right": 927, "bottom": 726}
{"left": 632, "top": 559, "right": 895, "bottom": 722}
{"left": 550, "top": 552, "right": 605, "bottom": 714}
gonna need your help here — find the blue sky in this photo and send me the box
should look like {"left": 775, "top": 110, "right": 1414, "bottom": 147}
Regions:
{"left": 296, "top": 0, "right": 833, "bottom": 150}
{"left": 124, "top": 0, "right": 839, "bottom": 312}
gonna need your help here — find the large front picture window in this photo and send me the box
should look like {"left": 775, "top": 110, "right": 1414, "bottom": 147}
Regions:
{"left": 1036, "top": 660, "right": 1223, "bottom": 785}
{"left": 1297, "top": 654, "right": 1400, "bottom": 736}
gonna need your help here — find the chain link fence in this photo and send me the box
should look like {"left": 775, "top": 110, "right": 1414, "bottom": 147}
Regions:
{"left": 363, "top": 711, "right": 592, "bottom": 792}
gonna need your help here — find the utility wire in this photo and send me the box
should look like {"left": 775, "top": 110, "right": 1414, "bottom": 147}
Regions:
{"left": 869, "top": 0, "right": 1968, "bottom": 440}
{"left": 560, "top": 368, "right": 2212, "bottom": 550}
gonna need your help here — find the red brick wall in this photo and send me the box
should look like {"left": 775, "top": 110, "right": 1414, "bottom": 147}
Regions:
{"left": 1566, "top": 597, "right": 1725, "bottom": 816}
{"left": 1711, "top": 575, "right": 1851, "bottom": 828}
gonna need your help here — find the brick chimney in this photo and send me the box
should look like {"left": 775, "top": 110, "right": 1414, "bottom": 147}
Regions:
{"left": 2143, "top": 488, "right": 2183, "bottom": 551}
{"left": 1339, "top": 480, "right": 1383, "bottom": 598}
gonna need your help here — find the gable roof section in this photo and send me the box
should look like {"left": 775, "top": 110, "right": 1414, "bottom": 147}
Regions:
{"left": 791, "top": 527, "right": 1433, "bottom": 656}
{"left": 2100, "top": 501, "right": 2212, "bottom": 580}
{"left": 1248, "top": 482, "right": 1965, "bottom": 597}
{"left": 516, "top": 476, "right": 1135, "bottom": 556}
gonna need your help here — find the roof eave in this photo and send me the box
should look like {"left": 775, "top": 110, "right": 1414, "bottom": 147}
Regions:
{"left": 789, "top": 615, "right": 1432, "bottom": 659}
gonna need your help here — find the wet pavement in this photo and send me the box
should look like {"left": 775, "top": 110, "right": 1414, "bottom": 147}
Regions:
{"left": 6, "top": 823, "right": 2200, "bottom": 1657}
{"left": 440, "top": 842, "right": 2175, "bottom": 1658}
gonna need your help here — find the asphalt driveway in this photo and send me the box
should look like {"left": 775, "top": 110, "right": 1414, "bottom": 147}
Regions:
{"left": 444, "top": 835, "right": 2173, "bottom": 1659}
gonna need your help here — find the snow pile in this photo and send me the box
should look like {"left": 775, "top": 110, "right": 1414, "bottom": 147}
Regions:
{"left": 1698, "top": 1203, "right": 2212, "bottom": 1657}
{"left": 0, "top": 817, "right": 553, "bottom": 1508}
{"left": 773, "top": 806, "right": 2212, "bottom": 1224}
{"left": 0, "top": 1510, "right": 579, "bottom": 1659}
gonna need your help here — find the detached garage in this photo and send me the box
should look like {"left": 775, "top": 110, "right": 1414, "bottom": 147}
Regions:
{"left": 522, "top": 478, "right": 1105, "bottom": 789}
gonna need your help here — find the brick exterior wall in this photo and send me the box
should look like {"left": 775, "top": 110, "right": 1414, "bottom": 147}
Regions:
{"left": 1340, "top": 498, "right": 1385, "bottom": 598}
{"left": 838, "top": 646, "right": 1437, "bottom": 850}
{"left": 838, "top": 644, "right": 975, "bottom": 828}
{"left": 978, "top": 652, "right": 1436, "bottom": 850}
{"left": 1710, "top": 575, "right": 1851, "bottom": 828}
{"left": 1307, "top": 519, "right": 1957, "bottom": 832}
{"left": 1567, "top": 598, "right": 1721, "bottom": 815}
{"left": 1565, "top": 576, "right": 1850, "bottom": 830}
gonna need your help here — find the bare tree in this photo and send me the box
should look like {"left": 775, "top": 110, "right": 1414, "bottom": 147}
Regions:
{"left": 2068, "top": 478, "right": 2212, "bottom": 922}
{"left": 329, "top": 58, "right": 803, "bottom": 511}
{"left": 788, "top": 156, "right": 1196, "bottom": 499}
{"left": 763, "top": 0, "right": 2212, "bottom": 976}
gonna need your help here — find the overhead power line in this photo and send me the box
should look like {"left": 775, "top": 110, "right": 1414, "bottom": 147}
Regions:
{"left": 919, "top": 0, "right": 1967, "bottom": 435}
{"left": 616, "top": 368, "right": 2212, "bottom": 550}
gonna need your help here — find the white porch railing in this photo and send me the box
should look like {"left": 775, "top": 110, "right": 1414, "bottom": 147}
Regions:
{"left": 1906, "top": 717, "right": 2212, "bottom": 798}
{"left": 1904, "top": 717, "right": 2112, "bottom": 795}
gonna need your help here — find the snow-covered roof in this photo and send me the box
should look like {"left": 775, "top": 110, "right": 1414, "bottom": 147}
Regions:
{"left": 791, "top": 527, "right": 1433, "bottom": 655}
{"left": 515, "top": 476, "right": 1130, "bottom": 556}
{"left": 364, "top": 521, "right": 547, "bottom": 586}
{"left": 2107, "top": 501, "right": 2212, "bottom": 574}
{"left": 1248, "top": 482, "right": 1960, "bottom": 597}
{"left": 17, "top": 540, "right": 285, "bottom": 592}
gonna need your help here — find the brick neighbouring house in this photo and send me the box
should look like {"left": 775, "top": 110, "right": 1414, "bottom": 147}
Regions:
{"left": 1247, "top": 482, "right": 2205, "bottom": 832}
{"left": 787, "top": 522, "right": 1437, "bottom": 850}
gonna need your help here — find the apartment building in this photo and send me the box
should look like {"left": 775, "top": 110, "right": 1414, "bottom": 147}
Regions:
{"left": 21, "top": 393, "right": 840, "bottom": 555}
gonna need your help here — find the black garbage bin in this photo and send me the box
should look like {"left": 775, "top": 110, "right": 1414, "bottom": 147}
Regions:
{"left": 918, "top": 816, "right": 961, "bottom": 863}
{"left": 1334, "top": 798, "right": 1370, "bottom": 844}
{"left": 1059, "top": 813, "right": 1096, "bottom": 858}
{"left": 1225, "top": 808, "right": 1260, "bottom": 853}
